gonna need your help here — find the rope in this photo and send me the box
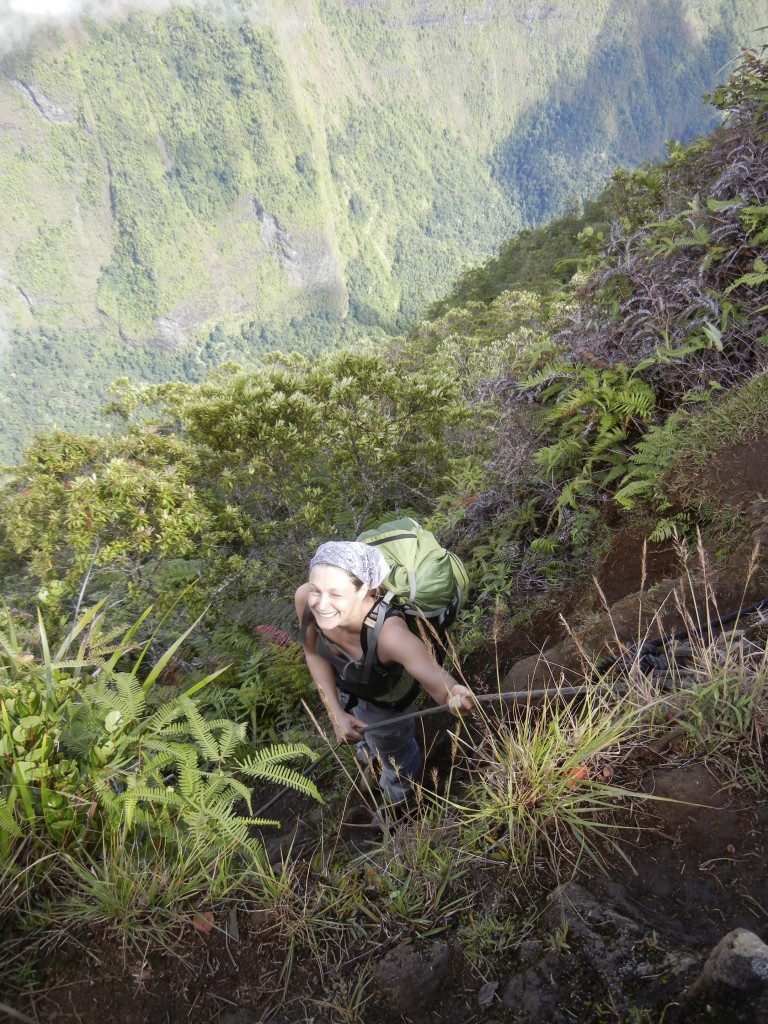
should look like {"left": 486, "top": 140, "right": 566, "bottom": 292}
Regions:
{"left": 358, "top": 683, "right": 600, "bottom": 734}
{"left": 595, "top": 596, "right": 768, "bottom": 678}
{"left": 250, "top": 683, "right": 599, "bottom": 820}
{"left": 252, "top": 595, "right": 768, "bottom": 820}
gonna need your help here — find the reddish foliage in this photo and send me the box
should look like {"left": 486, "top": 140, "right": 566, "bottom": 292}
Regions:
{"left": 253, "top": 624, "right": 292, "bottom": 647}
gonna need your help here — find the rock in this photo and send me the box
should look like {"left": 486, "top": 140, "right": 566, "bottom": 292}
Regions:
{"left": 373, "top": 941, "right": 452, "bottom": 1015}
{"left": 687, "top": 928, "right": 768, "bottom": 996}
{"left": 501, "top": 953, "right": 578, "bottom": 1022}
{"left": 503, "top": 638, "right": 583, "bottom": 690}
{"left": 527, "top": 883, "right": 696, "bottom": 1020}
{"left": 249, "top": 197, "right": 346, "bottom": 299}
{"left": 155, "top": 317, "right": 188, "bottom": 351}
{"left": 501, "top": 577, "right": 685, "bottom": 690}
{"left": 543, "top": 882, "right": 647, "bottom": 942}
{"left": 12, "top": 80, "right": 72, "bottom": 123}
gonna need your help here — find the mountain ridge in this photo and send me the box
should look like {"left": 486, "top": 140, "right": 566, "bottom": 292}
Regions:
{"left": 0, "top": 0, "right": 764, "bottom": 461}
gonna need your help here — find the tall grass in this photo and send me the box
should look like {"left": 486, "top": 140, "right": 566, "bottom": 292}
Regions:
{"left": 443, "top": 683, "right": 657, "bottom": 876}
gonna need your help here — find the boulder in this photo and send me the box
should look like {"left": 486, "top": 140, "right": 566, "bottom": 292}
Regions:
{"left": 373, "top": 940, "right": 452, "bottom": 1015}
{"left": 685, "top": 928, "right": 768, "bottom": 1013}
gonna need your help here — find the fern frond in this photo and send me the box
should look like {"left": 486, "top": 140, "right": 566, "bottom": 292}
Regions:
{"left": 600, "top": 463, "right": 632, "bottom": 487}
{"left": 174, "top": 696, "right": 220, "bottom": 761}
{"left": 649, "top": 518, "right": 681, "bottom": 542}
{"left": 91, "top": 774, "right": 119, "bottom": 810}
{"left": 47, "top": 659, "right": 98, "bottom": 672}
{"left": 154, "top": 717, "right": 199, "bottom": 734}
{"left": 613, "top": 479, "right": 656, "bottom": 510}
{"left": 534, "top": 436, "right": 584, "bottom": 473}
{"left": 238, "top": 742, "right": 316, "bottom": 769}
{"left": 238, "top": 750, "right": 323, "bottom": 804}
{"left": 570, "top": 508, "right": 601, "bottom": 548}
{"left": 140, "top": 697, "right": 187, "bottom": 732}
{"left": 0, "top": 795, "right": 23, "bottom": 839}
{"left": 126, "top": 748, "right": 179, "bottom": 778}
{"left": 529, "top": 536, "right": 559, "bottom": 555}
{"left": 588, "top": 423, "right": 629, "bottom": 456}
{"left": 88, "top": 672, "right": 147, "bottom": 722}
{"left": 183, "top": 803, "right": 267, "bottom": 853}
{"left": 519, "top": 360, "right": 574, "bottom": 392}
{"left": 553, "top": 476, "right": 594, "bottom": 514}
{"left": 165, "top": 744, "right": 198, "bottom": 784}
{"left": 210, "top": 721, "right": 248, "bottom": 761}
{"left": 118, "top": 784, "right": 181, "bottom": 831}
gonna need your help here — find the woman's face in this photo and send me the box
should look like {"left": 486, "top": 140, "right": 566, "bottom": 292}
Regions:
{"left": 307, "top": 564, "right": 368, "bottom": 630}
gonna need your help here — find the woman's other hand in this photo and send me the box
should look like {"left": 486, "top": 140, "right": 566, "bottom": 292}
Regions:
{"left": 332, "top": 711, "right": 367, "bottom": 744}
{"left": 446, "top": 683, "right": 474, "bottom": 716}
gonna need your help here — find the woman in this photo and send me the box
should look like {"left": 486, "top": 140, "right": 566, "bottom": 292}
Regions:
{"left": 295, "top": 540, "right": 474, "bottom": 809}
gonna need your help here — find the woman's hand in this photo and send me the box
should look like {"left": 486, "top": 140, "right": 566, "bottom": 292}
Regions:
{"left": 446, "top": 683, "right": 474, "bottom": 716}
{"left": 331, "top": 710, "right": 367, "bottom": 744}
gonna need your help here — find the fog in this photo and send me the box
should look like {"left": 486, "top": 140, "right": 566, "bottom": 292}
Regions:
{"left": 0, "top": 0, "right": 255, "bottom": 55}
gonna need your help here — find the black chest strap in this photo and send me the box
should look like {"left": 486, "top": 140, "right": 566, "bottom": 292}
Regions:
{"left": 360, "top": 592, "right": 394, "bottom": 684}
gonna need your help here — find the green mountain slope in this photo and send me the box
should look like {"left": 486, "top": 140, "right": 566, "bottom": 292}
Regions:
{"left": 0, "top": 0, "right": 763, "bottom": 462}
{"left": 2, "top": 46, "right": 768, "bottom": 1022}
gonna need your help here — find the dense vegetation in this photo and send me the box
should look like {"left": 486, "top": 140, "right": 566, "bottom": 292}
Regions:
{"left": 0, "top": 0, "right": 763, "bottom": 461}
{"left": 2, "top": 38, "right": 768, "bottom": 1024}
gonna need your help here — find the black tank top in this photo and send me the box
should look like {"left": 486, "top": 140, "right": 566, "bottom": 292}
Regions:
{"left": 300, "top": 600, "right": 419, "bottom": 710}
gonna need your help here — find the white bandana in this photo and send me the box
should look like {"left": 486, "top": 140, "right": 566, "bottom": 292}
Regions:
{"left": 309, "top": 541, "right": 390, "bottom": 589}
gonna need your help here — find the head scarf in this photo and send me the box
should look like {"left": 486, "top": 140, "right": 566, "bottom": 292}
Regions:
{"left": 309, "top": 541, "right": 390, "bottom": 590}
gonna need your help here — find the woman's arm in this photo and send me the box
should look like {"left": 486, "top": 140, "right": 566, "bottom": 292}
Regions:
{"left": 375, "top": 615, "right": 474, "bottom": 714}
{"left": 294, "top": 584, "right": 367, "bottom": 743}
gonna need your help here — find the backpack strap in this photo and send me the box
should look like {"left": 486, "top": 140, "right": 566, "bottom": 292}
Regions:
{"left": 299, "top": 602, "right": 313, "bottom": 644}
{"left": 361, "top": 592, "right": 394, "bottom": 685}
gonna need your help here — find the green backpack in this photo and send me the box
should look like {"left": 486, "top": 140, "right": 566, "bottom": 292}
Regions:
{"left": 356, "top": 517, "right": 469, "bottom": 681}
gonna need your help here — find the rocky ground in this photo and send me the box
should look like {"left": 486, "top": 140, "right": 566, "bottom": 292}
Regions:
{"left": 21, "top": 751, "right": 767, "bottom": 1024}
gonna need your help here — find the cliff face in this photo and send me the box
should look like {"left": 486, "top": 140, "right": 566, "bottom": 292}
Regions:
{"left": 0, "top": 0, "right": 763, "bottom": 460}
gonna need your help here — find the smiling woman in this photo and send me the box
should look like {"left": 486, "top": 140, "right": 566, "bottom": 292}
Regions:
{"left": 295, "top": 540, "right": 473, "bottom": 811}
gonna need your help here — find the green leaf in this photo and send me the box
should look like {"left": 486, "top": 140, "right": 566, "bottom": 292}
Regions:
{"left": 37, "top": 609, "right": 53, "bottom": 700}
{"left": 104, "top": 709, "right": 123, "bottom": 733}
{"left": 139, "top": 608, "right": 207, "bottom": 693}
{"left": 55, "top": 598, "right": 107, "bottom": 661}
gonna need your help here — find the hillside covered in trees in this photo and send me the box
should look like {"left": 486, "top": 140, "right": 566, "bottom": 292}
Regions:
{"left": 1, "top": 43, "right": 767, "bottom": 1024}
{"left": 0, "top": 0, "right": 764, "bottom": 460}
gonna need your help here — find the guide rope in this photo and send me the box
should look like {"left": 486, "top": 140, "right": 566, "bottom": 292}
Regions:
{"left": 252, "top": 597, "right": 768, "bottom": 820}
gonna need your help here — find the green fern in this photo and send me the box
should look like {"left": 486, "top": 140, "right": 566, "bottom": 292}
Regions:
{"left": 612, "top": 478, "right": 657, "bottom": 510}
{"left": 238, "top": 742, "right": 323, "bottom": 805}
{"left": 529, "top": 536, "right": 559, "bottom": 555}
{"left": 519, "top": 359, "right": 575, "bottom": 395}
{"left": 553, "top": 474, "right": 595, "bottom": 514}
{"left": 534, "top": 436, "right": 584, "bottom": 474}
{"left": 610, "top": 416, "right": 681, "bottom": 510}
{"left": 739, "top": 204, "right": 768, "bottom": 244}
{"left": 96, "top": 672, "right": 148, "bottom": 722}
{"left": 91, "top": 696, "right": 322, "bottom": 847}
{"left": 726, "top": 257, "right": 768, "bottom": 293}
{"left": 0, "top": 794, "right": 23, "bottom": 845}
{"left": 648, "top": 517, "right": 682, "bottom": 542}
{"left": 569, "top": 507, "right": 602, "bottom": 549}
{"left": 528, "top": 362, "right": 658, "bottom": 507}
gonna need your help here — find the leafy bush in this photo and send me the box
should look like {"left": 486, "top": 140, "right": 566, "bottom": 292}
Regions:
{"left": 0, "top": 601, "right": 322, "bottom": 859}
